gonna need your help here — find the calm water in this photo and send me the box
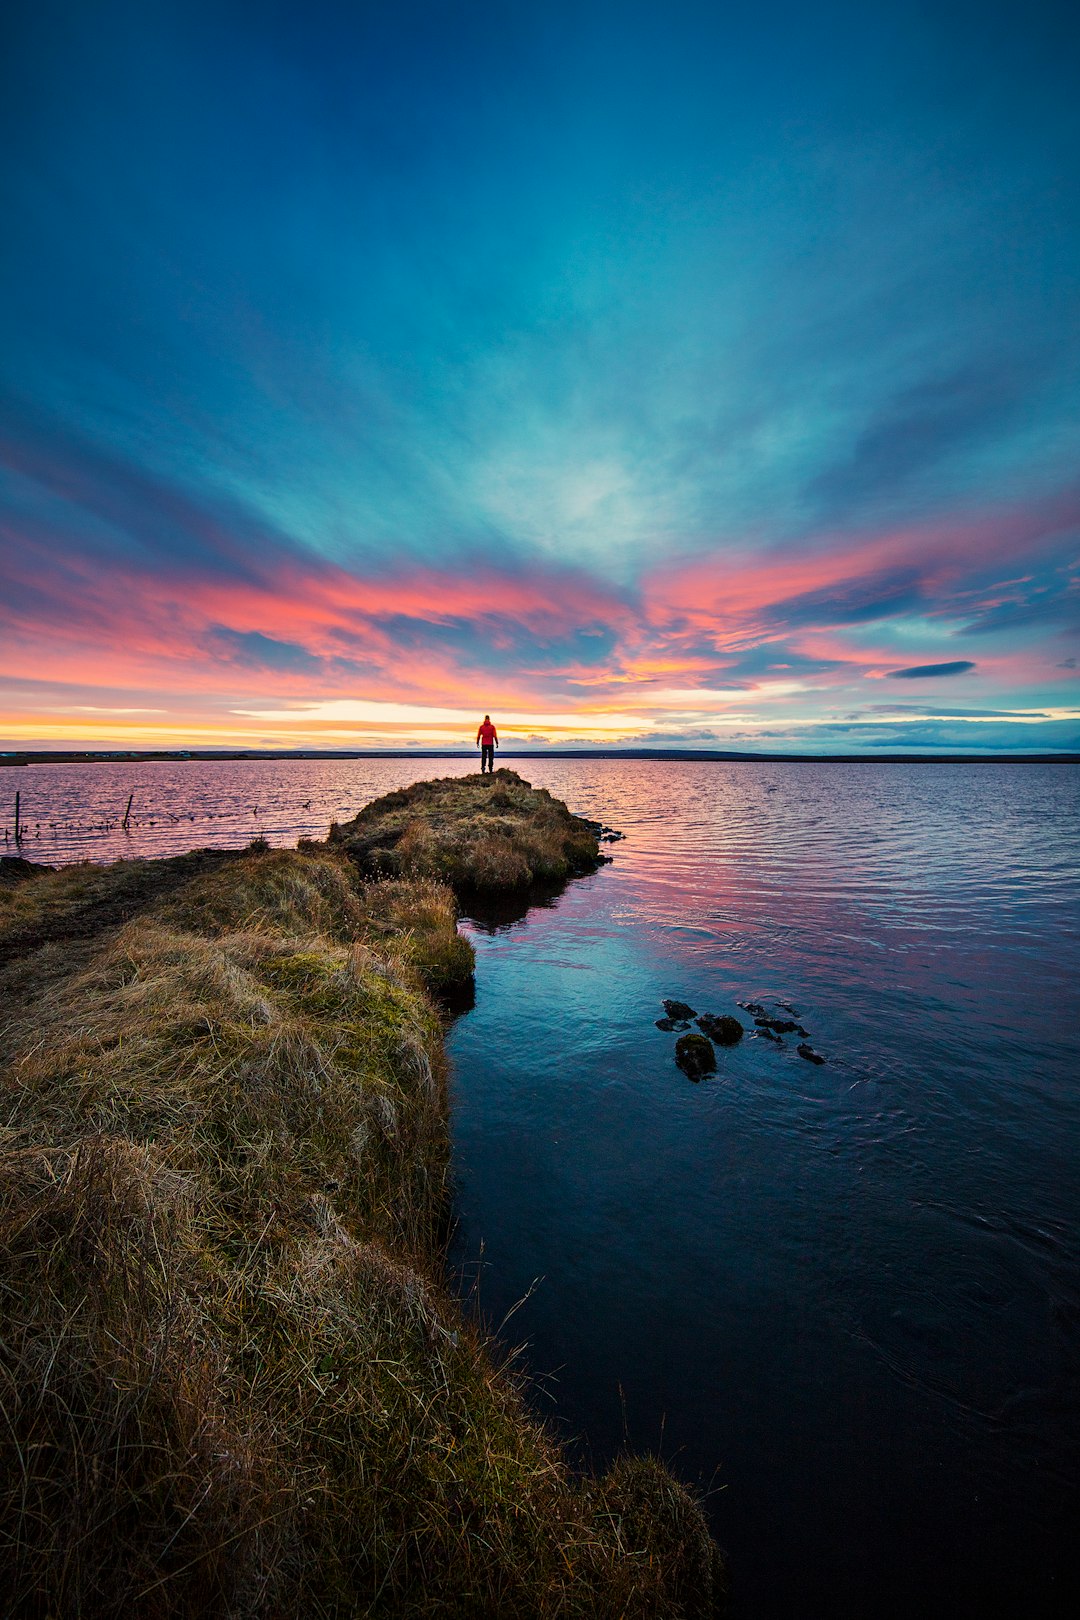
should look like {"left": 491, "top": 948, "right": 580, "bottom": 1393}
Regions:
{"left": 7, "top": 757, "right": 1079, "bottom": 1617}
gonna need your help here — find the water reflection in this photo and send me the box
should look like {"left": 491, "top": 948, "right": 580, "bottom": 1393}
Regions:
{"left": 443, "top": 762, "right": 1078, "bottom": 1620}
{"left": 461, "top": 876, "right": 582, "bottom": 934}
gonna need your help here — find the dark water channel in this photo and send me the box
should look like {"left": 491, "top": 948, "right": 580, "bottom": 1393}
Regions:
{"left": 445, "top": 760, "right": 1079, "bottom": 1619}
{"left": 9, "top": 755, "right": 1079, "bottom": 1616}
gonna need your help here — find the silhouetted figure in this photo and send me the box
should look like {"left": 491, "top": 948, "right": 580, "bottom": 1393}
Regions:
{"left": 477, "top": 714, "right": 498, "bottom": 774}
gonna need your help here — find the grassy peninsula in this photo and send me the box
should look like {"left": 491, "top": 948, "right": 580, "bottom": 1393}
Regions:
{"left": 0, "top": 774, "right": 726, "bottom": 1617}
{"left": 329, "top": 768, "right": 605, "bottom": 891}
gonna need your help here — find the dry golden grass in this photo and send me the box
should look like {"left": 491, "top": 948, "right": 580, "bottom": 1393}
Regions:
{"left": 330, "top": 770, "right": 603, "bottom": 893}
{"left": 0, "top": 821, "right": 725, "bottom": 1616}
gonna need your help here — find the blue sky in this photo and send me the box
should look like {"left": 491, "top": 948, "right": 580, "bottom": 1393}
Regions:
{"left": 1, "top": 0, "right": 1078, "bottom": 750}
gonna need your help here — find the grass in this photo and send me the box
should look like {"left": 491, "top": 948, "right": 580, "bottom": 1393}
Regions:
{"left": 0, "top": 790, "right": 726, "bottom": 1617}
{"left": 329, "top": 770, "right": 603, "bottom": 894}
{"left": 0, "top": 846, "right": 258, "bottom": 972}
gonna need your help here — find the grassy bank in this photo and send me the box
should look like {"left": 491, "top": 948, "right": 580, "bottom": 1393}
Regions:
{"left": 0, "top": 782, "right": 726, "bottom": 1617}
{"left": 330, "top": 769, "right": 604, "bottom": 893}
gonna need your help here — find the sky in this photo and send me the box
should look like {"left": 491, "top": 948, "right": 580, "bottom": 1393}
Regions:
{"left": 1, "top": 0, "right": 1078, "bottom": 753}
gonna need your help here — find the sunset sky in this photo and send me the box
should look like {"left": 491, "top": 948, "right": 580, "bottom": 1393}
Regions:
{"left": 2, "top": 0, "right": 1078, "bottom": 753}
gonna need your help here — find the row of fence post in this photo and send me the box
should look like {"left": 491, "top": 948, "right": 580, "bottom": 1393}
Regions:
{"left": 6, "top": 790, "right": 136, "bottom": 845}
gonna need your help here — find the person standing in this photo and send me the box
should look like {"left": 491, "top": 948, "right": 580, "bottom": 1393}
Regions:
{"left": 476, "top": 714, "right": 498, "bottom": 774}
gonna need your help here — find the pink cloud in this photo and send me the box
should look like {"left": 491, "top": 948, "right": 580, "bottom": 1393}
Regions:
{"left": 644, "top": 488, "right": 1080, "bottom": 631}
{"left": 2, "top": 478, "right": 1076, "bottom": 743}
{"left": 0, "top": 516, "right": 632, "bottom": 711}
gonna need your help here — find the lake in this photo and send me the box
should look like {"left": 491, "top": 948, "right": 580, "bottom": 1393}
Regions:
{"left": 6, "top": 755, "right": 1079, "bottom": 1617}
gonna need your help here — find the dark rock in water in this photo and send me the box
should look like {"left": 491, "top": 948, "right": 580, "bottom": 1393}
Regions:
{"left": 675, "top": 1032, "right": 716, "bottom": 1078}
{"left": 738, "top": 1000, "right": 767, "bottom": 1017}
{"left": 776, "top": 1001, "right": 800, "bottom": 1016}
{"left": 756, "top": 1027, "right": 784, "bottom": 1043}
{"left": 655, "top": 1016, "right": 690, "bottom": 1032}
{"left": 663, "top": 998, "right": 697, "bottom": 1021}
{"left": 696, "top": 1013, "right": 744, "bottom": 1046}
{"left": 755, "top": 1017, "right": 800, "bottom": 1034}
{"left": 600, "top": 828, "right": 625, "bottom": 842}
{"left": 797, "top": 1042, "right": 825, "bottom": 1064}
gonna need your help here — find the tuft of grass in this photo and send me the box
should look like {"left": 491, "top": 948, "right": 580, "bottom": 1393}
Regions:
{"left": 595, "top": 1455, "right": 731, "bottom": 1614}
{"left": 358, "top": 877, "right": 477, "bottom": 997}
{"left": 0, "top": 802, "right": 725, "bottom": 1616}
{"left": 158, "top": 843, "right": 368, "bottom": 944}
{"left": 0, "top": 1137, "right": 285, "bottom": 1617}
{"left": 329, "top": 770, "right": 603, "bottom": 894}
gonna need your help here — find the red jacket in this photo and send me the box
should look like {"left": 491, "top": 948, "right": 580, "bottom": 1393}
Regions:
{"left": 477, "top": 720, "right": 498, "bottom": 746}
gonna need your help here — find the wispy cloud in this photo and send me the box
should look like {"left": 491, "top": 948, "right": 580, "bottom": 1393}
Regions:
{"left": 886, "top": 661, "right": 976, "bottom": 679}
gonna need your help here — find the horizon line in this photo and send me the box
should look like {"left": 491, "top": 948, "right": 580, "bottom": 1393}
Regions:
{"left": 5, "top": 748, "right": 1079, "bottom": 767}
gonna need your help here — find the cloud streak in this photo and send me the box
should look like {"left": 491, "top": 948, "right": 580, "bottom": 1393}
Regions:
{"left": 886, "top": 661, "right": 976, "bottom": 679}
{"left": 3, "top": 450, "right": 1077, "bottom": 750}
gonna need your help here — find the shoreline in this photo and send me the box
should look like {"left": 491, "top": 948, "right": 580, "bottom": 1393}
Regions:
{"left": 0, "top": 772, "right": 727, "bottom": 1615}
{"left": 3, "top": 746, "right": 1078, "bottom": 768}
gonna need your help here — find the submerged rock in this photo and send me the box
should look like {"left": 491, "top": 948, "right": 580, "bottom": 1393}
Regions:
{"left": 797, "top": 1042, "right": 825, "bottom": 1064}
{"left": 756, "top": 1027, "right": 784, "bottom": 1044}
{"left": 740, "top": 998, "right": 805, "bottom": 1025}
{"left": 696, "top": 1013, "right": 744, "bottom": 1046}
{"left": 582, "top": 820, "right": 625, "bottom": 843}
{"left": 754, "top": 1017, "right": 809, "bottom": 1036}
{"left": 663, "top": 998, "right": 697, "bottom": 1021}
{"left": 656, "top": 1016, "right": 690, "bottom": 1032}
{"left": 675, "top": 1033, "right": 716, "bottom": 1078}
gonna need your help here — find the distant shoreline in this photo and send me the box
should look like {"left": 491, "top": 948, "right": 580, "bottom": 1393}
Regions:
{"left": 3, "top": 748, "right": 1078, "bottom": 767}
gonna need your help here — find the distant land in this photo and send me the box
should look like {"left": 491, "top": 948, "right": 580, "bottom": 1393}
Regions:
{"left": 4, "top": 749, "right": 1079, "bottom": 767}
